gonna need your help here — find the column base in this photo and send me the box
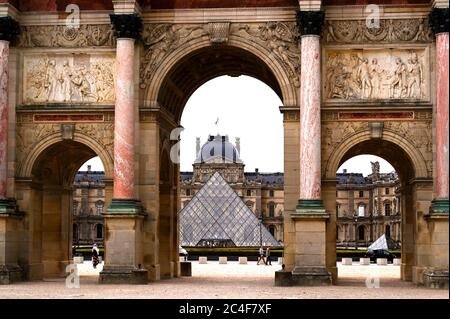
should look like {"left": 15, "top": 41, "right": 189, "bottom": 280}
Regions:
{"left": 291, "top": 266, "right": 332, "bottom": 286}
{"left": 293, "top": 199, "right": 329, "bottom": 218}
{"left": 423, "top": 269, "right": 449, "bottom": 289}
{"left": 0, "top": 198, "right": 22, "bottom": 215}
{"left": 99, "top": 266, "right": 148, "bottom": 284}
{"left": 0, "top": 265, "right": 23, "bottom": 285}
{"left": 429, "top": 199, "right": 449, "bottom": 215}
{"left": 180, "top": 261, "right": 192, "bottom": 277}
{"left": 274, "top": 269, "right": 292, "bottom": 286}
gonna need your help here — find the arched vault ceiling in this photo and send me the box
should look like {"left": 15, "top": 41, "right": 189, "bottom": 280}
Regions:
{"left": 157, "top": 45, "right": 282, "bottom": 122}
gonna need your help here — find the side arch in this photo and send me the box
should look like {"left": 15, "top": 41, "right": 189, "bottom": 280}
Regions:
{"left": 18, "top": 132, "right": 114, "bottom": 179}
{"left": 324, "top": 130, "right": 429, "bottom": 180}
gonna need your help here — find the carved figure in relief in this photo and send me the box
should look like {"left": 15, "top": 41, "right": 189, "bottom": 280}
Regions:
{"left": 388, "top": 58, "right": 408, "bottom": 98}
{"left": 407, "top": 53, "right": 423, "bottom": 98}
{"left": 44, "top": 60, "right": 58, "bottom": 101}
{"left": 369, "top": 58, "right": 385, "bottom": 98}
{"left": 25, "top": 57, "right": 115, "bottom": 104}
{"left": 58, "top": 60, "right": 73, "bottom": 102}
{"left": 260, "top": 22, "right": 300, "bottom": 86}
{"left": 356, "top": 58, "right": 372, "bottom": 98}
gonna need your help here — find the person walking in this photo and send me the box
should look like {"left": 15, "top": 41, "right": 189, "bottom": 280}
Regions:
{"left": 265, "top": 247, "right": 272, "bottom": 265}
{"left": 92, "top": 243, "right": 100, "bottom": 269}
{"left": 257, "top": 246, "right": 266, "bottom": 265}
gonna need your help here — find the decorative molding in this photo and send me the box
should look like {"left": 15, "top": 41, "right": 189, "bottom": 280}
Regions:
{"left": 338, "top": 112, "right": 414, "bottom": 121}
{"left": 207, "top": 22, "right": 230, "bottom": 44}
{"left": 23, "top": 54, "right": 115, "bottom": 105}
{"left": 233, "top": 22, "right": 301, "bottom": 87}
{"left": 324, "top": 49, "right": 429, "bottom": 102}
{"left": 429, "top": 8, "right": 449, "bottom": 34}
{"left": 140, "top": 24, "right": 207, "bottom": 89}
{"left": 324, "top": 18, "right": 433, "bottom": 44}
{"left": 369, "top": 122, "right": 384, "bottom": 139}
{"left": 140, "top": 21, "right": 301, "bottom": 89}
{"left": 0, "top": 16, "right": 20, "bottom": 42}
{"left": 296, "top": 10, "right": 325, "bottom": 36}
{"left": 18, "top": 25, "right": 115, "bottom": 48}
{"left": 110, "top": 13, "right": 143, "bottom": 39}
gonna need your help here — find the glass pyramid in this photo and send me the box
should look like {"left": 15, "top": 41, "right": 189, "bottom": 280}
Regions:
{"left": 180, "top": 172, "right": 280, "bottom": 247}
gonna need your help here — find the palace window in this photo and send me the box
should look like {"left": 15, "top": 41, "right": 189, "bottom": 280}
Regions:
{"left": 96, "top": 224, "right": 103, "bottom": 239}
{"left": 385, "top": 202, "right": 391, "bottom": 216}
{"left": 269, "top": 202, "right": 275, "bottom": 217}
{"left": 73, "top": 200, "right": 78, "bottom": 215}
{"left": 385, "top": 225, "right": 391, "bottom": 238}
{"left": 385, "top": 188, "right": 390, "bottom": 195}
{"left": 358, "top": 204, "right": 365, "bottom": 217}
{"left": 73, "top": 224, "right": 79, "bottom": 243}
{"left": 246, "top": 189, "right": 252, "bottom": 196}
{"left": 269, "top": 190, "right": 274, "bottom": 197}
{"left": 186, "top": 189, "right": 191, "bottom": 196}
{"left": 97, "top": 189, "right": 103, "bottom": 196}
{"left": 358, "top": 225, "right": 365, "bottom": 241}
{"left": 359, "top": 190, "right": 364, "bottom": 198}
{"left": 96, "top": 201, "right": 104, "bottom": 215}
{"left": 268, "top": 225, "right": 275, "bottom": 237}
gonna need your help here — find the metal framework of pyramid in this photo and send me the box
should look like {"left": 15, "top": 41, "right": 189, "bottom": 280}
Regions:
{"left": 180, "top": 172, "right": 280, "bottom": 247}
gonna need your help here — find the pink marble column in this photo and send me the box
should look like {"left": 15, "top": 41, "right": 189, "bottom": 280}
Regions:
{"left": 113, "top": 38, "right": 136, "bottom": 199}
{"left": 299, "top": 35, "right": 322, "bottom": 200}
{"left": 0, "top": 40, "right": 9, "bottom": 199}
{"left": 435, "top": 32, "right": 449, "bottom": 200}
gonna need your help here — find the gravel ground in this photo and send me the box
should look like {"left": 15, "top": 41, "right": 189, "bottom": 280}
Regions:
{"left": 0, "top": 261, "right": 447, "bottom": 299}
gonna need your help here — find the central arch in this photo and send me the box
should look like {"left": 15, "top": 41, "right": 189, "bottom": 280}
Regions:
{"left": 139, "top": 35, "right": 297, "bottom": 281}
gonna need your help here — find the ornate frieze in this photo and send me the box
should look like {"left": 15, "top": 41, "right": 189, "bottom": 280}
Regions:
{"left": 18, "top": 25, "right": 115, "bottom": 48}
{"left": 324, "top": 18, "right": 433, "bottom": 44}
{"left": 429, "top": 8, "right": 449, "bottom": 34}
{"left": 296, "top": 10, "right": 325, "bottom": 36}
{"left": 140, "top": 21, "right": 301, "bottom": 88}
{"left": 0, "top": 16, "right": 20, "bottom": 42}
{"left": 140, "top": 24, "right": 207, "bottom": 89}
{"left": 110, "top": 14, "right": 143, "bottom": 39}
{"left": 22, "top": 54, "right": 115, "bottom": 104}
{"left": 324, "top": 49, "right": 429, "bottom": 102}
{"left": 232, "top": 22, "right": 301, "bottom": 87}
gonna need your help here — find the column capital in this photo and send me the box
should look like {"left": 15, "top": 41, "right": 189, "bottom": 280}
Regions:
{"left": 0, "top": 16, "right": 20, "bottom": 42}
{"left": 296, "top": 10, "right": 325, "bottom": 36}
{"left": 429, "top": 7, "right": 449, "bottom": 34}
{"left": 110, "top": 13, "right": 143, "bottom": 40}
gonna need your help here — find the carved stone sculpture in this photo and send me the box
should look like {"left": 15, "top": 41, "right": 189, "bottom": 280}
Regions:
{"left": 23, "top": 54, "right": 115, "bottom": 104}
{"left": 325, "top": 49, "right": 427, "bottom": 101}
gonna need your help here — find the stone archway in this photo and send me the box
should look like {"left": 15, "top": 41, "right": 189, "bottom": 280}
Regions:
{"left": 15, "top": 139, "right": 110, "bottom": 280}
{"left": 137, "top": 30, "right": 300, "bottom": 281}
{"left": 322, "top": 135, "right": 433, "bottom": 284}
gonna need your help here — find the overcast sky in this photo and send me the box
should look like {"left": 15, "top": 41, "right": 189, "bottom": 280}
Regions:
{"left": 80, "top": 75, "right": 395, "bottom": 177}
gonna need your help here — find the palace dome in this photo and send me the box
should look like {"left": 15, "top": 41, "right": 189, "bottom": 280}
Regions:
{"left": 195, "top": 135, "right": 241, "bottom": 164}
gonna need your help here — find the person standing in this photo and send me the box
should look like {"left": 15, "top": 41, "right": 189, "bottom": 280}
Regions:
{"left": 92, "top": 243, "right": 100, "bottom": 269}
{"left": 257, "top": 246, "right": 266, "bottom": 265}
{"left": 265, "top": 247, "right": 272, "bottom": 265}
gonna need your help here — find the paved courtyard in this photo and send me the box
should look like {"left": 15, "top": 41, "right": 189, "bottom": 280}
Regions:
{"left": 0, "top": 261, "right": 447, "bottom": 299}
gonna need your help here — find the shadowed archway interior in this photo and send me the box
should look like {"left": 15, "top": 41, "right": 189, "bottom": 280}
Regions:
{"left": 157, "top": 45, "right": 283, "bottom": 122}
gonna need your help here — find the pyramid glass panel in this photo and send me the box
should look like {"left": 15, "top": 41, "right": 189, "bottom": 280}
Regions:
{"left": 180, "top": 172, "right": 279, "bottom": 247}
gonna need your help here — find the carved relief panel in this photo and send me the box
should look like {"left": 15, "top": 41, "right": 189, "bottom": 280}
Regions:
{"left": 323, "top": 48, "right": 429, "bottom": 103}
{"left": 22, "top": 53, "right": 115, "bottom": 105}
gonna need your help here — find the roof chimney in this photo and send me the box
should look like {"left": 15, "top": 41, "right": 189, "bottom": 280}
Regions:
{"left": 343, "top": 169, "right": 347, "bottom": 174}
{"left": 196, "top": 137, "right": 200, "bottom": 155}
{"left": 87, "top": 165, "right": 91, "bottom": 172}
